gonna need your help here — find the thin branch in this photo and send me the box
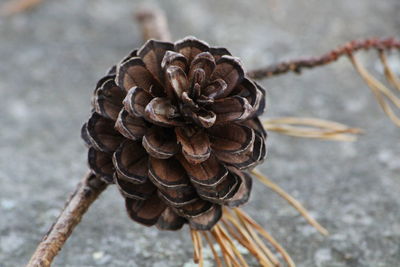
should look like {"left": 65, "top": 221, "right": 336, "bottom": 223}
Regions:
{"left": 27, "top": 173, "right": 107, "bottom": 267}
{"left": 134, "top": 6, "right": 171, "bottom": 42}
{"left": 247, "top": 38, "right": 400, "bottom": 79}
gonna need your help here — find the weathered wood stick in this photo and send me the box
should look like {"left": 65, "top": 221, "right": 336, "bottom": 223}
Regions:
{"left": 26, "top": 173, "right": 107, "bottom": 267}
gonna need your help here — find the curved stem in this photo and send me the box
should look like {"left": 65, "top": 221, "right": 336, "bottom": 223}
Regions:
{"left": 27, "top": 173, "right": 107, "bottom": 267}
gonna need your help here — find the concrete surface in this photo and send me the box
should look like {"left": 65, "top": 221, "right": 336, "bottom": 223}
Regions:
{"left": 0, "top": 0, "right": 399, "bottom": 266}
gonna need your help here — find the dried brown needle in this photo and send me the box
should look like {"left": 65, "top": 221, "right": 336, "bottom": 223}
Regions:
{"left": 202, "top": 231, "right": 223, "bottom": 267}
{"left": 379, "top": 51, "right": 400, "bottom": 92}
{"left": 263, "top": 117, "right": 362, "bottom": 141}
{"left": 235, "top": 208, "right": 296, "bottom": 267}
{"left": 190, "top": 229, "right": 203, "bottom": 266}
{"left": 349, "top": 54, "right": 400, "bottom": 127}
{"left": 191, "top": 207, "right": 299, "bottom": 267}
{"left": 250, "top": 169, "right": 329, "bottom": 236}
{"left": 224, "top": 210, "right": 278, "bottom": 266}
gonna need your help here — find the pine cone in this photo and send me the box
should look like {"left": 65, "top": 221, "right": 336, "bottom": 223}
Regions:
{"left": 82, "top": 36, "right": 267, "bottom": 230}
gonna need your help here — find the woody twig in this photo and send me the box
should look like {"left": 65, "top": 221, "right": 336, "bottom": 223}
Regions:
{"left": 247, "top": 38, "right": 400, "bottom": 79}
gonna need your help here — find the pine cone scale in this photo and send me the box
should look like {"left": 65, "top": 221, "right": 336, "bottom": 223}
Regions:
{"left": 86, "top": 113, "right": 123, "bottom": 153}
{"left": 157, "top": 186, "right": 198, "bottom": 208}
{"left": 177, "top": 154, "right": 229, "bottom": 187}
{"left": 148, "top": 156, "right": 191, "bottom": 188}
{"left": 156, "top": 207, "right": 186, "bottom": 231}
{"left": 137, "top": 40, "right": 174, "bottom": 82}
{"left": 142, "top": 127, "right": 179, "bottom": 159}
{"left": 115, "top": 110, "right": 147, "bottom": 140}
{"left": 187, "top": 204, "right": 222, "bottom": 231}
{"left": 144, "top": 97, "right": 185, "bottom": 126}
{"left": 174, "top": 37, "right": 210, "bottom": 63}
{"left": 88, "top": 148, "right": 114, "bottom": 184}
{"left": 112, "top": 140, "right": 148, "bottom": 184}
{"left": 117, "top": 57, "right": 159, "bottom": 93}
{"left": 93, "top": 77, "right": 125, "bottom": 121}
{"left": 123, "top": 86, "right": 153, "bottom": 118}
{"left": 208, "top": 123, "right": 255, "bottom": 154}
{"left": 175, "top": 126, "right": 211, "bottom": 164}
{"left": 210, "top": 56, "right": 245, "bottom": 97}
{"left": 115, "top": 175, "right": 155, "bottom": 200}
{"left": 125, "top": 194, "right": 166, "bottom": 226}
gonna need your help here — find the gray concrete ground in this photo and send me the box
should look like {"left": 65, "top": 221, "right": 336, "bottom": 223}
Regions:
{"left": 0, "top": 0, "right": 399, "bottom": 266}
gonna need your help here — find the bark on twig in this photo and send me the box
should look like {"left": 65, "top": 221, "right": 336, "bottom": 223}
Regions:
{"left": 26, "top": 5, "right": 170, "bottom": 267}
{"left": 247, "top": 38, "right": 400, "bottom": 79}
{"left": 27, "top": 173, "right": 107, "bottom": 267}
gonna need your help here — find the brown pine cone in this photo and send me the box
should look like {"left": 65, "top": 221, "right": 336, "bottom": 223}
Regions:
{"left": 82, "top": 36, "right": 267, "bottom": 231}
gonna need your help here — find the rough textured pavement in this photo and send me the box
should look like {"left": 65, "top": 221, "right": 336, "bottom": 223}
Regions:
{"left": 0, "top": 0, "right": 399, "bottom": 266}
